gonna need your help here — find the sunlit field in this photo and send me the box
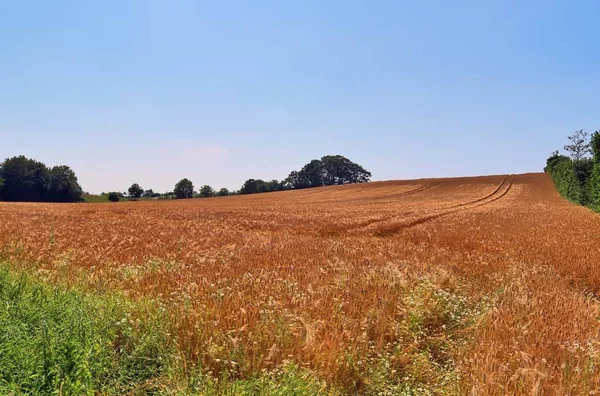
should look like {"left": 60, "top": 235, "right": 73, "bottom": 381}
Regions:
{"left": 2, "top": 173, "right": 600, "bottom": 394}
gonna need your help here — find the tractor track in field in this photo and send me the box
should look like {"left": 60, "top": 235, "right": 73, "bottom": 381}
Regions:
{"left": 368, "top": 174, "right": 516, "bottom": 236}
{"left": 321, "top": 180, "right": 447, "bottom": 232}
{"left": 392, "top": 179, "right": 446, "bottom": 197}
{"left": 373, "top": 174, "right": 516, "bottom": 236}
{"left": 312, "top": 175, "right": 515, "bottom": 237}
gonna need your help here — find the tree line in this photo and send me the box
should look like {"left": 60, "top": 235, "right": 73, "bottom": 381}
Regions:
{"left": 0, "top": 156, "right": 83, "bottom": 202}
{"left": 0, "top": 154, "right": 371, "bottom": 203}
{"left": 545, "top": 129, "right": 600, "bottom": 210}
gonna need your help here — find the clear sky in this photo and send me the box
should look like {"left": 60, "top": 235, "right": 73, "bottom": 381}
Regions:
{"left": 2, "top": 1, "right": 599, "bottom": 194}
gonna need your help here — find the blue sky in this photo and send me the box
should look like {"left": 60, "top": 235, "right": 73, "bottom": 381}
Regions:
{"left": 1, "top": 1, "right": 599, "bottom": 193}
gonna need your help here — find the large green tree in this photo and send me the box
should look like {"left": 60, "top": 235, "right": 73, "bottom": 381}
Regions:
{"left": 321, "top": 155, "right": 372, "bottom": 185}
{"left": 0, "top": 156, "right": 52, "bottom": 202}
{"left": 174, "top": 178, "right": 194, "bottom": 199}
{"left": 48, "top": 165, "right": 83, "bottom": 202}
{"left": 284, "top": 155, "right": 371, "bottom": 189}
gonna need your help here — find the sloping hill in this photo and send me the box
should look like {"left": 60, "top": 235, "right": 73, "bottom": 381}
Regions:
{"left": 1, "top": 173, "right": 599, "bottom": 394}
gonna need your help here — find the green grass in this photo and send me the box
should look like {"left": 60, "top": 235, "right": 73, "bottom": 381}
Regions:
{"left": 81, "top": 193, "right": 110, "bottom": 203}
{"left": 0, "top": 264, "right": 175, "bottom": 395}
{"left": 185, "top": 363, "right": 338, "bottom": 396}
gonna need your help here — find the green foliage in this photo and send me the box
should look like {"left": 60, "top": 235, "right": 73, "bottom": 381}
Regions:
{"left": 0, "top": 156, "right": 82, "bottom": 203}
{"left": 297, "top": 159, "right": 325, "bottom": 189}
{"left": 0, "top": 156, "right": 52, "bottom": 202}
{"left": 127, "top": 183, "right": 144, "bottom": 199}
{"left": 591, "top": 131, "right": 600, "bottom": 163}
{"left": 321, "top": 155, "right": 371, "bottom": 185}
{"left": 199, "top": 185, "right": 215, "bottom": 198}
{"left": 143, "top": 189, "right": 159, "bottom": 198}
{"left": 285, "top": 155, "right": 371, "bottom": 190}
{"left": 0, "top": 264, "right": 175, "bottom": 395}
{"left": 186, "top": 363, "right": 335, "bottom": 396}
{"left": 547, "top": 155, "right": 584, "bottom": 203}
{"left": 590, "top": 163, "right": 600, "bottom": 209}
{"left": 0, "top": 176, "right": 4, "bottom": 200}
{"left": 49, "top": 165, "right": 83, "bottom": 202}
{"left": 174, "top": 178, "right": 194, "bottom": 199}
{"left": 217, "top": 188, "right": 230, "bottom": 197}
{"left": 544, "top": 151, "right": 569, "bottom": 173}
{"left": 107, "top": 192, "right": 120, "bottom": 202}
{"left": 574, "top": 158, "right": 595, "bottom": 205}
{"left": 81, "top": 193, "right": 109, "bottom": 203}
{"left": 547, "top": 130, "right": 600, "bottom": 209}
{"left": 239, "top": 179, "right": 284, "bottom": 195}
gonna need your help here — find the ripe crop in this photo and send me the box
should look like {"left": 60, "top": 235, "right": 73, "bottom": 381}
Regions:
{"left": 1, "top": 173, "right": 599, "bottom": 394}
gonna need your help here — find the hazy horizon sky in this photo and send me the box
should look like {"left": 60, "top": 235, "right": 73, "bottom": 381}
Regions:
{"left": 2, "top": 1, "right": 600, "bottom": 193}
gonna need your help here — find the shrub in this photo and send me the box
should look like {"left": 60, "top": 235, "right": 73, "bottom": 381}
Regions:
{"left": 107, "top": 192, "right": 120, "bottom": 202}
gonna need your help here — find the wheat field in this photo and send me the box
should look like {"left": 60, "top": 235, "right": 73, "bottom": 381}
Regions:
{"left": 1, "top": 172, "right": 599, "bottom": 394}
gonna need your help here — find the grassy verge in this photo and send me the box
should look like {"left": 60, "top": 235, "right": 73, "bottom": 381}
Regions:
{"left": 0, "top": 263, "right": 176, "bottom": 395}
{"left": 0, "top": 264, "right": 337, "bottom": 395}
{"left": 81, "top": 194, "right": 109, "bottom": 203}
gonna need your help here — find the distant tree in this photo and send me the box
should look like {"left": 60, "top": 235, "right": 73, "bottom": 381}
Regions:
{"left": 48, "top": 165, "right": 83, "bottom": 202}
{"left": 128, "top": 183, "right": 144, "bottom": 199}
{"left": 283, "top": 171, "right": 301, "bottom": 190}
{"left": 217, "top": 188, "right": 230, "bottom": 196}
{"left": 564, "top": 129, "right": 591, "bottom": 161}
{"left": 299, "top": 159, "right": 325, "bottom": 188}
{"left": 107, "top": 192, "right": 120, "bottom": 202}
{"left": 174, "top": 178, "right": 194, "bottom": 199}
{"left": 257, "top": 180, "right": 270, "bottom": 193}
{"left": 321, "top": 155, "right": 372, "bottom": 185}
{"left": 240, "top": 179, "right": 284, "bottom": 194}
{"left": 0, "top": 176, "right": 4, "bottom": 200}
{"left": 143, "top": 189, "right": 154, "bottom": 198}
{"left": 0, "top": 155, "right": 52, "bottom": 202}
{"left": 240, "top": 179, "right": 260, "bottom": 195}
{"left": 266, "top": 179, "right": 284, "bottom": 192}
{"left": 544, "top": 151, "right": 570, "bottom": 173}
{"left": 199, "top": 185, "right": 215, "bottom": 197}
{"left": 284, "top": 155, "right": 371, "bottom": 190}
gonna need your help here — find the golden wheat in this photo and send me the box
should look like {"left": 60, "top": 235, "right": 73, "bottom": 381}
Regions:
{"left": 1, "top": 173, "right": 599, "bottom": 393}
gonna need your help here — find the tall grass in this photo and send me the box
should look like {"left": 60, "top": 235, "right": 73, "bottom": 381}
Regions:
{"left": 0, "top": 263, "right": 175, "bottom": 395}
